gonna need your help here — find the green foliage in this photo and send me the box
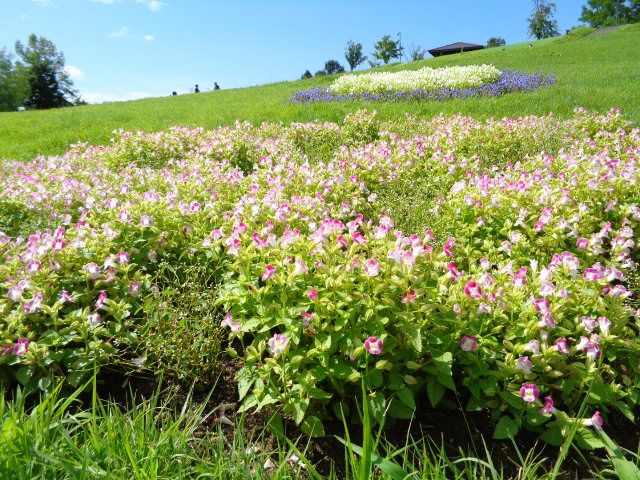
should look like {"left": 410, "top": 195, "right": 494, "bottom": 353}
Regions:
{"left": 0, "top": 48, "right": 28, "bottom": 112}
{"left": 372, "top": 35, "right": 403, "bottom": 64}
{"left": 14, "top": 34, "right": 81, "bottom": 110}
{"left": 345, "top": 40, "right": 367, "bottom": 72}
{"left": 581, "top": 0, "right": 640, "bottom": 27}
{"left": 527, "top": 0, "right": 560, "bottom": 39}
{"left": 486, "top": 37, "right": 507, "bottom": 48}
{"left": 300, "top": 69, "right": 313, "bottom": 80}
{"left": 324, "top": 60, "right": 345, "bottom": 75}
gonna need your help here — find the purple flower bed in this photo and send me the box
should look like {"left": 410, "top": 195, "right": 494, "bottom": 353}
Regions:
{"left": 290, "top": 70, "right": 556, "bottom": 103}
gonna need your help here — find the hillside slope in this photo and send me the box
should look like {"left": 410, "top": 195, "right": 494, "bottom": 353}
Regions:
{"left": 1, "top": 24, "right": 638, "bottom": 161}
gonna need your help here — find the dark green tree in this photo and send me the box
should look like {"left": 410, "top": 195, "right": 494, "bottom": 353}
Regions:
{"left": 0, "top": 48, "right": 28, "bottom": 111}
{"left": 372, "top": 34, "right": 403, "bottom": 64}
{"left": 580, "top": 0, "right": 640, "bottom": 27}
{"left": 324, "top": 59, "right": 345, "bottom": 75}
{"left": 527, "top": 0, "right": 560, "bottom": 39}
{"left": 14, "top": 34, "right": 81, "bottom": 110}
{"left": 486, "top": 36, "right": 507, "bottom": 47}
{"left": 300, "top": 69, "right": 312, "bottom": 80}
{"left": 344, "top": 40, "right": 367, "bottom": 71}
{"left": 314, "top": 70, "right": 327, "bottom": 77}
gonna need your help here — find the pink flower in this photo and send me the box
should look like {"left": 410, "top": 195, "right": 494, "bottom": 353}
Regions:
{"left": 540, "top": 396, "right": 556, "bottom": 414}
{"left": 533, "top": 298, "right": 551, "bottom": 316}
{"left": 84, "top": 262, "right": 100, "bottom": 280}
{"left": 23, "top": 292, "right": 44, "bottom": 314}
{"left": 520, "top": 383, "right": 540, "bottom": 403}
{"left": 443, "top": 237, "right": 456, "bottom": 257}
{"left": 221, "top": 312, "right": 241, "bottom": 333}
{"left": 584, "top": 411, "right": 604, "bottom": 430}
{"left": 308, "top": 288, "right": 318, "bottom": 300}
{"left": 576, "top": 238, "right": 589, "bottom": 250}
{"left": 363, "top": 258, "right": 381, "bottom": 277}
{"left": 140, "top": 215, "right": 153, "bottom": 227}
{"left": 26, "top": 259, "right": 41, "bottom": 274}
{"left": 583, "top": 268, "right": 601, "bottom": 281}
{"left": 116, "top": 251, "right": 130, "bottom": 264}
{"left": 463, "top": 281, "right": 483, "bottom": 299}
{"left": 51, "top": 238, "right": 65, "bottom": 252}
{"left": 88, "top": 312, "right": 101, "bottom": 327}
{"left": 555, "top": 338, "right": 569, "bottom": 354}
{"left": 13, "top": 338, "right": 29, "bottom": 357}
{"left": 364, "top": 336, "right": 383, "bottom": 355}
{"left": 460, "top": 335, "right": 478, "bottom": 352}
{"left": 118, "top": 210, "right": 132, "bottom": 223}
{"left": 7, "top": 286, "right": 22, "bottom": 302}
{"left": 128, "top": 282, "right": 141, "bottom": 297}
{"left": 252, "top": 233, "right": 268, "bottom": 248}
{"left": 293, "top": 258, "right": 308, "bottom": 275}
{"left": 516, "top": 356, "right": 533, "bottom": 374}
{"left": 597, "top": 316, "right": 611, "bottom": 334}
{"left": 60, "top": 290, "right": 74, "bottom": 304}
{"left": 525, "top": 340, "right": 540, "bottom": 354}
{"left": 261, "top": 265, "right": 275, "bottom": 281}
{"left": 300, "top": 311, "right": 313, "bottom": 327}
{"left": 402, "top": 290, "right": 416, "bottom": 304}
{"left": 447, "top": 262, "right": 464, "bottom": 280}
{"left": 268, "top": 333, "right": 289, "bottom": 356}
{"left": 582, "top": 316, "right": 597, "bottom": 332}
{"left": 351, "top": 232, "right": 367, "bottom": 245}
{"left": 95, "top": 290, "right": 108, "bottom": 309}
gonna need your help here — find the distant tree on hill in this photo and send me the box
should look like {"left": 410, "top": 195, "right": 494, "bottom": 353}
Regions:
{"left": 14, "top": 34, "right": 82, "bottom": 109}
{"left": 344, "top": 40, "right": 367, "bottom": 71}
{"left": 0, "top": 48, "right": 28, "bottom": 111}
{"left": 372, "top": 34, "right": 403, "bottom": 64}
{"left": 527, "top": 0, "right": 560, "bottom": 39}
{"left": 324, "top": 59, "right": 345, "bottom": 75}
{"left": 408, "top": 44, "right": 426, "bottom": 61}
{"left": 580, "top": 0, "right": 640, "bottom": 27}
{"left": 300, "top": 69, "right": 313, "bottom": 80}
{"left": 314, "top": 70, "right": 327, "bottom": 77}
{"left": 486, "top": 36, "right": 507, "bottom": 47}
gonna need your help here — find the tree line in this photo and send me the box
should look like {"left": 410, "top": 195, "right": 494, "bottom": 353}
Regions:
{"left": 0, "top": 34, "right": 83, "bottom": 112}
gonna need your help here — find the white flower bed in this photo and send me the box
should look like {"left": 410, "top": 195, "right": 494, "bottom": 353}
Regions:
{"left": 328, "top": 64, "right": 501, "bottom": 95}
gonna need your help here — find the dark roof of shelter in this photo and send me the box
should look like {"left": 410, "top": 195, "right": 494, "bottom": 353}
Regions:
{"left": 428, "top": 42, "right": 484, "bottom": 56}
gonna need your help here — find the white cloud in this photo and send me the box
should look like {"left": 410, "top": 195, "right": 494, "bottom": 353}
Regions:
{"left": 30, "top": 0, "right": 53, "bottom": 6}
{"left": 90, "top": 0, "right": 121, "bottom": 3}
{"left": 64, "top": 65, "right": 85, "bottom": 81}
{"left": 82, "top": 91, "right": 153, "bottom": 104}
{"left": 107, "top": 26, "right": 130, "bottom": 39}
{"left": 143, "top": 34, "right": 155, "bottom": 41}
{"left": 136, "top": 0, "right": 164, "bottom": 11}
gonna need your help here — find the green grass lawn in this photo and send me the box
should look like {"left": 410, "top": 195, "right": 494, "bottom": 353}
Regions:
{"left": 1, "top": 23, "right": 639, "bottom": 161}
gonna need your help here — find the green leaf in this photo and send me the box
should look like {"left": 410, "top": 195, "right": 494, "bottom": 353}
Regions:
{"left": 575, "top": 428, "right": 605, "bottom": 450}
{"left": 611, "top": 458, "right": 640, "bottom": 480}
{"left": 493, "top": 415, "right": 521, "bottom": 440}
{"left": 427, "top": 376, "right": 445, "bottom": 407}
{"left": 367, "top": 392, "right": 386, "bottom": 425}
{"left": 388, "top": 399, "right": 414, "bottom": 419}
{"left": 615, "top": 401, "right": 635, "bottom": 422}
{"left": 403, "top": 323, "right": 422, "bottom": 353}
{"left": 15, "top": 366, "right": 33, "bottom": 386}
{"left": 540, "top": 425, "right": 564, "bottom": 446}
{"left": 301, "top": 415, "right": 325, "bottom": 437}
{"left": 291, "top": 398, "right": 309, "bottom": 424}
{"left": 236, "top": 366, "right": 256, "bottom": 400}
{"left": 396, "top": 386, "right": 416, "bottom": 411}
{"left": 335, "top": 436, "right": 410, "bottom": 480}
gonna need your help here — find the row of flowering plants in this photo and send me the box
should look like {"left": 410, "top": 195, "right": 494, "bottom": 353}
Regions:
{"left": 0, "top": 108, "right": 638, "bottom": 447}
{"left": 291, "top": 68, "right": 555, "bottom": 103}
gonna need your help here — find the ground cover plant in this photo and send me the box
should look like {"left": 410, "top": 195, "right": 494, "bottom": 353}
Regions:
{"left": 1, "top": 107, "right": 639, "bottom": 479}
{"left": 0, "top": 23, "right": 639, "bottom": 161}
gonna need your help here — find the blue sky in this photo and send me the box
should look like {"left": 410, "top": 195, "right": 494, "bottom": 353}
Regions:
{"left": 2, "top": 0, "right": 586, "bottom": 103}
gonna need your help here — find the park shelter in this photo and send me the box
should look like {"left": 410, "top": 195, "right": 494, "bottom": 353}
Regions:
{"left": 427, "top": 42, "right": 484, "bottom": 57}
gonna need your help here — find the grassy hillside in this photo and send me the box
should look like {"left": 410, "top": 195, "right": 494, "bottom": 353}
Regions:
{"left": 1, "top": 23, "right": 639, "bottom": 161}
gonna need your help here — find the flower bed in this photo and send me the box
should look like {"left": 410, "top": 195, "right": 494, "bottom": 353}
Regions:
{"left": 291, "top": 70, "right": 555, "bottom": 103}
{"left": 329, "top": 65, "right": 502, "bottom": 95}
{"left": 0, "top": 108, "right": 638, "bottom": 447}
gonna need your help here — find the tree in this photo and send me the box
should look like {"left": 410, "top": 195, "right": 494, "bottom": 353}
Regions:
{"left": 0, "top": 48, "right": 28, "bottom": 111}
{"left": 580, "top": 0, "right": 640, "bottom": 27}
{"left": 324, "top": 59, "right": 345, "bottom": 75}
{"left": 300, "top": 69, "right": 312, "bottom": 80}
{"left": 344, "top": 40, "right": 367, "bottom": 71}
{"left": 486, "top": 37, "right": 506, "bottom": 48}
{"left": 527, "top": 0, "right": 559, "bottom": 39}
{"left": 314, "top": 70, "right": 327, "bottom": 77}
{"left": 14, "top": 34, "right": 81, "bottom": 109}
{"left": 372, "top": 34, "right": 403, "bottom": 64}
{"left": 408, "top": 44, "right": 426, "bottom": 61}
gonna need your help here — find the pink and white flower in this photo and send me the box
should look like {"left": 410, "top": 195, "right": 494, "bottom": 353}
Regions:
{"left": 520, "top": 383, "right": 539, "bottom": 403}
{"left": 268, "top": 333, "right": 289, "bottom": 356}
{"left": 516, "top": 356, "right": 533, "bottom": 374}
{"left": 364, "top": 336, "right": 383, "bottom": 355}
{"left": 12, "top": 338, "right": 29, "bottom": 357}
{"left": 261, "top": 264, "right": 276, "bottom": 281}
{"left": 463, "top": 281, "right": 483, "bottom": 299}
{"left": 540, "top": 396, "right": 556, "bottom": 414}
{"left": 402, "top": 290, "right": 416, "bottom": 304}
{"left": 363, "top": 258, "right": 381, "bottom": 277}
{"left": 460, "top": 335, "right": 478, "bottom": 352}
